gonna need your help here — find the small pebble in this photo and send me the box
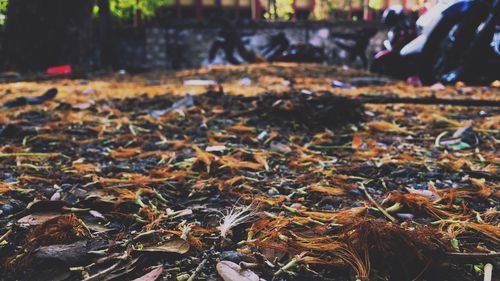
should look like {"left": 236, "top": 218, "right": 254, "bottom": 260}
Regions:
{"left": 1, "top": 204, "right": 14, "bottom": 215}
{"left": 50, "top": 191, "right": 61, "bottom": 201}
{"left": 220, "top": 251, "right": 249, "bottom": 263}
{"left": 396, "top": 213, "right": 414, "bottom": 220}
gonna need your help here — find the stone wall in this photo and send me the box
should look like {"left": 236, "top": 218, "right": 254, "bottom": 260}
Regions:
{"left": 143, "top": 21, "right": 386, "bottom": 70}
{"left": 0, "top": 22, "right": 387, "bottom": 72}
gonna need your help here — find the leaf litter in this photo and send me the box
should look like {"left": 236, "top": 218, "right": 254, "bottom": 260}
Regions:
{"left": 0, "top": 64, "right": 499, "bottom": 281}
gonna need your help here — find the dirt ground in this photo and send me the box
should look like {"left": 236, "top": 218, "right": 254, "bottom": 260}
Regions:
{"left": 0, "top": 63, "right": 498, "bottom": 281}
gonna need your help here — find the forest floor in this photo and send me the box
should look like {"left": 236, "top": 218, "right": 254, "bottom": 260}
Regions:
{"left": 0, "top": 63, "right": 499, "bottom": 281}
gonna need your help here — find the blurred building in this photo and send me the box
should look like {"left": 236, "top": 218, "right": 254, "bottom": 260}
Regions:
{"left": 155, "top": 0, "right": 432, "bottom": 21}
{"left": 156, "top": 0, "right": 314, "bottom": 21}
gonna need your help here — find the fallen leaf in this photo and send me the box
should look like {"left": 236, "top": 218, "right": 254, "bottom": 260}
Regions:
{"left": 0, "top": 182, "right": 17, "bottom": 193}
{"left": 150, "top": 93, "right": 194, "bottom": 118}
{"left": 406, "top": 188, "right": 440, "bottom": 201}
{"left": 452, "top": 121, "right": 473, "bottom": 138}
{"left": 430, "top": 82, "right": 445, "bottom": 90}
{"left": 470, "top": 178, "right": 493, "bottom": 198}
{"left": 219, "top": 156, "right": 263, "bottom": 170}
{"left": 131, "top": 266, "right": 164, "bottom": 281}
{"left": 89, "top": 210, "right": 106, "bottom": 220}
{"left": 18, "top": 213, "right": 62, "bottom": 226}
{"left": 351, "top": 134, "right": 363, "bottom": 149}
{"left": 308, "top": 185, "right": 346, "bottom": 196}
{"left": 33, "top": 240, "right": 106, "bottom": 265}
{"left": 73, "top": 102, "right": 93, "bottom": 110}
{"left": 216, "top": 261, "right": 260, "bottom": 281}
{"left": 206, "top": 145, "right": 226, "bottom": 152}
{"left": 367, "top": 121, "right": 408, "bottom": 134}
{"left": 227, "top": 125, "right": 255, "bottom": 133}
{"left": 269, "top": 141, "right": 292, "bottom": 153}
{"left": 72, "top": 162, "right": 100, "bottom": 173}
{"left": 139, "top": 239, "right": 190, "bottom": 254}
{"left": 193, "top": 145, "right": 216, "bottom": 167}
{"left": 50, "top": 191, "right": 61, "bottom": 201}
{"left": 253, "top": 153, "right": 269, "bottom": 171}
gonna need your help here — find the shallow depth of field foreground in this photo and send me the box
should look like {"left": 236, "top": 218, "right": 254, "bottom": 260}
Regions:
{"left": 0, "top": 64, "right": 499, "bottom": 281}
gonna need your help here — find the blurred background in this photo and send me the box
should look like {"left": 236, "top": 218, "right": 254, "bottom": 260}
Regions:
{"left": 0, "top": 0, "right": 430, "bottom": 71}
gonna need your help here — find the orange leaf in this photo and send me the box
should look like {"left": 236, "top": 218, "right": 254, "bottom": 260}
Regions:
{"left": 253, "top": 153, "right": 269, "bottom": 171}
{"left": 470, "top": 178, "right": 494, "bottom": 198}
{"left": 109, "top": 147, "right": 142, "bottom": 158}
{"left": 227, "top": 125, "right": 255, "bottom": 133}
{"left": 0, "top": 182, "right": 16, "bottom": 194}
{"left": 193, "top": 145, "right": 216, "bottom": 166}
{"left": 308, "top": 185, "right": 346, "bottom": 196}
{"left": 72, "top": 162, "right": 100, "bottom": 173}
{"left": 219, "top": 155, "right": 262, "bottom": 170}
{"left": 351, "top": 134, "right": 363, "bottom": 149}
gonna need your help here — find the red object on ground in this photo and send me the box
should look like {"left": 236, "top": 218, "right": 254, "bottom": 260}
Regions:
{"left": 46, "top": 65, "right": 72, "bottom": 75}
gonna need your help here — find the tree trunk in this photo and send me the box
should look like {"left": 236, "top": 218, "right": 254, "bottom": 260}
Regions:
{"left": 97, "top": 0, "right": 115, "bottom": 68}
{"left": 4, "top": 0, "right": 94, "bottom": 71}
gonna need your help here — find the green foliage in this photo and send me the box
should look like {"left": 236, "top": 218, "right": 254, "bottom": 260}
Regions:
{"left": 264, "top": 0, "right": 295, "bottom": 20}
{"left": 0, "top": 0, "right": 7, "bottom": 26}
{"left": 0, "top": 0, "right": 174, "bottom": 26}
{"left": 94, "top": 0, "right": 173, "bottom": 20}
{"left": 312, "top": 0, "right": 350, "bottom": 20}
{"left": 368, "top": 0, "right": 383, "bottom": 9}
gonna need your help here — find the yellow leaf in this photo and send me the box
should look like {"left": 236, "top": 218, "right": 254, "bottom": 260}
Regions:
{"left": 367, "top": 121, "right": 408, "bottom": 134}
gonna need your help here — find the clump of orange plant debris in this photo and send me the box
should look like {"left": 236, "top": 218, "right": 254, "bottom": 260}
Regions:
{"left": 5, "top": 214, "right": 90, "bottom": 269}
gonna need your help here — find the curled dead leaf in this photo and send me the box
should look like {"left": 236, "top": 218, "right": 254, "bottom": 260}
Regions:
{"left": 216, "top": 261, "right": 260, "bottom": 281}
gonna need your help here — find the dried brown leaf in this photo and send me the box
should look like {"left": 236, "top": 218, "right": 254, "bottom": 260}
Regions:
{"left": 131, "top": 266, "right": 164, "bottom": 281}
{"left": 139, "top": 239, "right": 190, "bottom": 254}
{"left": 18, "top": 213, "right": 62, "bottom": 226}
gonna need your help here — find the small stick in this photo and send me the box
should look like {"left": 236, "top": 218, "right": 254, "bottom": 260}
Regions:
{"left": 0, "top": 152, "right": 62, "bottom": 158}
{"left": 223, "top": 92, "right": 500, "bottom": 107}
{"left": 0, "top": 229, "right": 12, "bottom": 243}
{"left": 445, "top": 252, "right": 500, "bottom": 263}
{"left": 446, "top": 252, "right": 500, "bottom": 258}
{"left": 359, "top": 184, "right": 397, "bottom": 223}
{"left": 361, "top": 96, "right": 500, "bottom": 107}
{"left": 484, "top": 263, "right": 493, "bottom": 281}
{"left": 83, "top": 261, "right": 122, "bottom": 281}
{"left": 187, "top": 258, "right": 207, "bottom": 281}
{"left": 274, "top": 257, "right": 298, "bottom": 276}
